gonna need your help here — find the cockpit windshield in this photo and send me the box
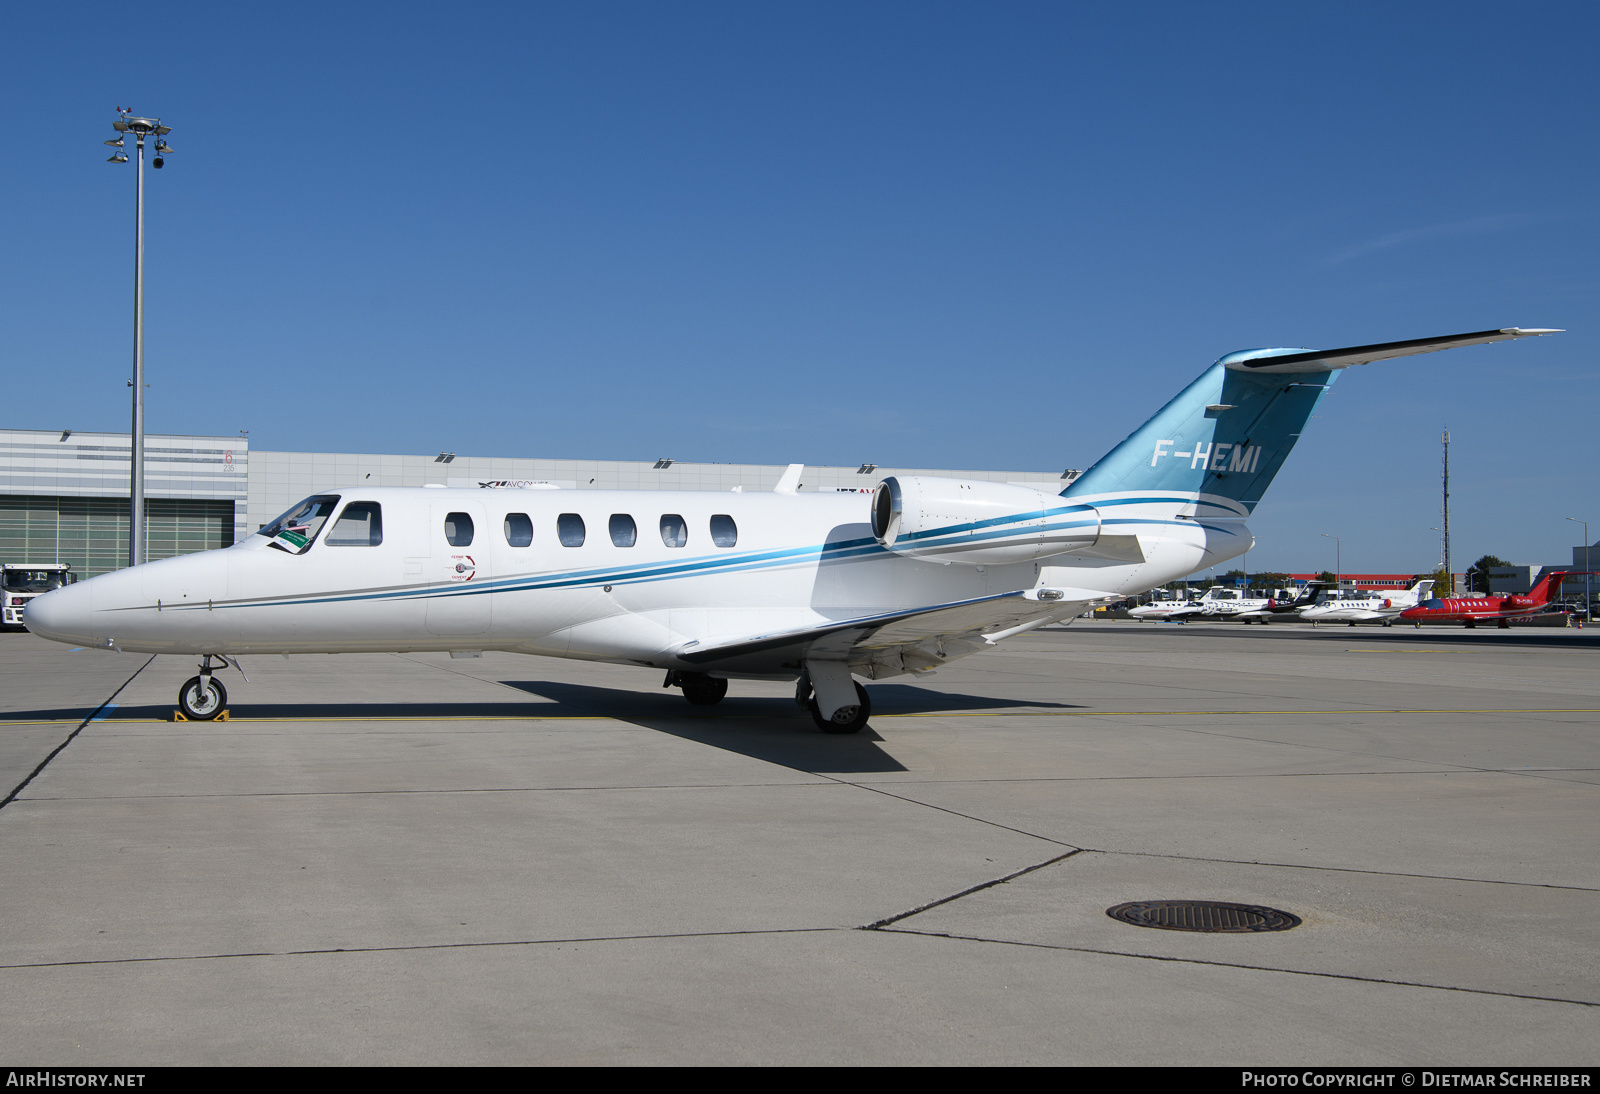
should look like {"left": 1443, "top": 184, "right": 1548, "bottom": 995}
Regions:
{"left": 257, "top": 495, "right": 340, "bottom": 555}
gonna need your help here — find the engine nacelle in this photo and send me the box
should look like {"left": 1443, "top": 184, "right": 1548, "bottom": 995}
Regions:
{"left": 871, "top": 476, "right": 1100, "bottom": 565}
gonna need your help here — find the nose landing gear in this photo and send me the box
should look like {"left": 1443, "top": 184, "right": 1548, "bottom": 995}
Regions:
{"left": 177, "top": 654, "right": 242, "bottom": 721}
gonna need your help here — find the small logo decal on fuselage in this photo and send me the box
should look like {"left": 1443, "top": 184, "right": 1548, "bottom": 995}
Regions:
{"left": 1151, "top": 440, "right": 1262, "bottom": 472}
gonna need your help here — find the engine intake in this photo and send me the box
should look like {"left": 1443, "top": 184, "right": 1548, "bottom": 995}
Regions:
{"left": 871, "top": 476, "right": 1100, "bottom": 566}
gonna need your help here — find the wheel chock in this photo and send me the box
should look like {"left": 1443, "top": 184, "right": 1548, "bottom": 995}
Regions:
{"left": 170, "top": 709, "right": 229, "bottom": 722}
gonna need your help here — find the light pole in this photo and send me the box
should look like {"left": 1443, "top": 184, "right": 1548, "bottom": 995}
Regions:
{"left": 1567, "top": 517, "right": 1590, "bottom": 621}
{"left": 1322, "top": 533, "right": 1341, "bottom": 594}
{"left": 104, "top": 107, "right": 173, "bottom": 568}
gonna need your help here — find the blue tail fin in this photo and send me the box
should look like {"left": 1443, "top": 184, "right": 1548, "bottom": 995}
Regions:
{"left": 1062, "top": 329, "right": 1561, "bottom": 510}
{"left": 1062, "top": 351, "right": 1337, "bottom": 511}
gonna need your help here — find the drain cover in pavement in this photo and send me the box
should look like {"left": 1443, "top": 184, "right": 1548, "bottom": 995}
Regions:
{"left": 1106, "top": 900, "right": 1301, "bottom": 933}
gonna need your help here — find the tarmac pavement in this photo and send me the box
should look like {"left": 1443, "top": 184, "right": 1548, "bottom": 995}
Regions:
{"left": 0, "top": 621, "right": 1595, "bottom": 1065}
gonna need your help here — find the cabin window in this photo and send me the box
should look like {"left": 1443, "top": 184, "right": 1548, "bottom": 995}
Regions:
{"left": 325, "top": 502, "right": 384, "bottom": 547}
{"left": 260, "top": 494, "right": 339, "bottom": 555}
{"left": 504, "top": 512, "right": 533, "bottom": 547}
{"left": 609, "top": 514, "right": 637, "bottom": 547}
{"left": 557, "top": 513, "right": 586, "bottom": 547}
{"left": 444, "top": 512, "right": 475, "bottom": 547}
{"left": 710, "top": 514, "right": 738, "bottom": 548}
{"left": 660, "top": 514, "right": 687, "bottom": 548}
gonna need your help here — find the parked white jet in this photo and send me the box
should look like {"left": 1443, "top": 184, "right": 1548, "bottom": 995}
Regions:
{"left": 25, "top": 328, "right": 1559, "bottom": 732}
{"left": 1197, "top": 587, "right": 1275, "bottom": 622}
{"left": 1127, "top": 595, "right": 1196, "bottom": 622}
{"left": 1300, "top": 580, "right": 1435, "bottom": 627}
{"left": 1146, "top": 586, "right": 1269, "bottom": 623}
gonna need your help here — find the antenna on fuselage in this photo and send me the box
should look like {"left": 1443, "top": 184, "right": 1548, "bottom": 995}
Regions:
{"left": 773, "top": 464, "right": 804, "bottom": 495}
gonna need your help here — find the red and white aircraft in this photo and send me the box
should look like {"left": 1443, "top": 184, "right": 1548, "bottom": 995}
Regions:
{"left": 1398, "top": 571, "right": 1591, "bottom": 628}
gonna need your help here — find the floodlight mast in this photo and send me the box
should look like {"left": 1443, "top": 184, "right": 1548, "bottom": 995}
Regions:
{"left": 107, "top": 109, "right": 172, "bottom": 567}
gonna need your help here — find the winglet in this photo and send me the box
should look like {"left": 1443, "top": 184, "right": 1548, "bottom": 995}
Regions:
{"left": 773, "top": 464, "right": 804, "bottom": 495}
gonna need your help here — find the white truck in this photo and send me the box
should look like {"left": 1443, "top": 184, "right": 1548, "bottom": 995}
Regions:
{"left": 2, "top": 564, "right": 77, "bottom": 629}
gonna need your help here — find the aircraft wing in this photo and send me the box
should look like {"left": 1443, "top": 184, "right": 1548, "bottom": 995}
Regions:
{"left": 672, "top": 588, "right": 1113, "bottom": 678}
{"left": 1230, "top": 327, "right": 1562, "bottom": 374}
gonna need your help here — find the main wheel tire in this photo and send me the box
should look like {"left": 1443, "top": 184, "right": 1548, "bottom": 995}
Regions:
{"left": 179, "top": 676, "right": 227, "bottom": 721}
{"left": 683, "top": 676, "right": 728, "bottom": 706}
{"left": 809, "top": 682, "right": 871, "bottom": 734}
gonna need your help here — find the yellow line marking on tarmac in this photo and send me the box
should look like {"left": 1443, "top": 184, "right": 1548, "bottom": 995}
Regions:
{"left": 0, "top": 715, "right": 609, "bottom": 725}
{"left": 879, "top": 708, "right": 1600, "bottom": 718}
{"left": 1345, "top": 647, "right": 1582, "bottom": 655}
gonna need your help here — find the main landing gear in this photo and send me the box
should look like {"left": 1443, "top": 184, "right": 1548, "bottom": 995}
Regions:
{"left": 663, "top": 670, "right": 728, "bottom": 706}
{"left": 178, "top": 654, "right": 243, "bottom": 721}
{"left": 662, "top": 669, "right": 873, "bottom": 734}
{"left": 795, "top": 674, "right": 871, "bottom": 734}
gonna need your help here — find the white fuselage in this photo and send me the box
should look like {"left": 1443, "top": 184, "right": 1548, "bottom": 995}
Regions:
{"left": 1127, "top": 599, "right": 1194, "bottom": 621}
{"left": 26, "top": 485, "right": 1251, "bottom": 677}
{"left": 1299, "top": 583, "right": 1429, "bottom": 624}
{"left": 1190, "top": 587, "right": 1272, "bottom": 620}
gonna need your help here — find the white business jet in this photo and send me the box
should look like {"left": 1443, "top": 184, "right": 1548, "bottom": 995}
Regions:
{"left": 1231, "top": 582, "right": 1331, "bottom": 623}
{"left": 1193, "top": 586, "right": 1273, "bottom": 622}
{"left": 1299, "top": 579, "right": 1435, "bottom": 626}
{"left": 1127, "top": 594, "right": 1196, "bottom": 622}
{"left": 25, "top": 328, "right": 1559, "bottom": 732}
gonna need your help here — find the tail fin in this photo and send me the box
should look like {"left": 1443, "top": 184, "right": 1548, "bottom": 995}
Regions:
{"left": 1062, "top": 329, "right": 1560, "bottom": 512}
{"left": 1527, "top": 570, "right": 1592, "bottom": 604}
{"left": 1410, "top": 579, "right": 1435, "bottom": 598}
{"left": 1061, "top": 354, "right": 1336, "bottom": 511}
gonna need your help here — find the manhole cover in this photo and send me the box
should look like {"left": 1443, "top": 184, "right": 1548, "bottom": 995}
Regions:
{"left": 1107, "top": 900, "right": 1301, "bottom": 933}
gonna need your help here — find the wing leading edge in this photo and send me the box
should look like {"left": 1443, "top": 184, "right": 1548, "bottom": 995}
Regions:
{"left": 673, "top": 588, "right": 1117, "bottom": 678}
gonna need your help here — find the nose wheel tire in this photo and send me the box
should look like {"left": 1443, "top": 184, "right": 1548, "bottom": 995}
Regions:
{"left": 809, "top": 682, "right": 871, "bottom": 734}
{"left": 179, "top": 676, "right": 227, "bottom": 721}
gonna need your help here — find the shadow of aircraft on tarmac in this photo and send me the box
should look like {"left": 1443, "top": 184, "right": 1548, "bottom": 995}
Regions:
{"left": 0, "top": 680, "right": 1084, "bottom": 778}
{"left": 496, "top": 680, "right": 1084, "bottom": 776}
{"left": 498, "top": 680, "right": 909, "bottom": 774}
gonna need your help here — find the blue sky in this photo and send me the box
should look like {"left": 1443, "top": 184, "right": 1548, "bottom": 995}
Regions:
{"left": 4, "top": 1, "right": 1596, "bottom": 573}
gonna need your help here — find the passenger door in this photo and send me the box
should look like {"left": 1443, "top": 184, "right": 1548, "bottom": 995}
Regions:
{"left": 426, "top": 503, "right": 492, "bottom": 635}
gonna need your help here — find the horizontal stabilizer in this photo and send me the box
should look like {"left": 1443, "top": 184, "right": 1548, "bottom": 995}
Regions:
{"left": 1228, "top": 328, "right": 1562, "bottom": 374}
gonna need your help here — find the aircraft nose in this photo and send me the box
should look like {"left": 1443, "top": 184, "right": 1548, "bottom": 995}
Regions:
{"left": 24, "top": 581, "right": 97, "bottom": 645}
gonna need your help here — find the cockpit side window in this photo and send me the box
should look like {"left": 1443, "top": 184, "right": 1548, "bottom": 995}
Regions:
{"left": 325, "top": 502, "right": 384, "bottom": 547}
{"left": 259, "top": 495, "right": 340, "bottom": 555}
